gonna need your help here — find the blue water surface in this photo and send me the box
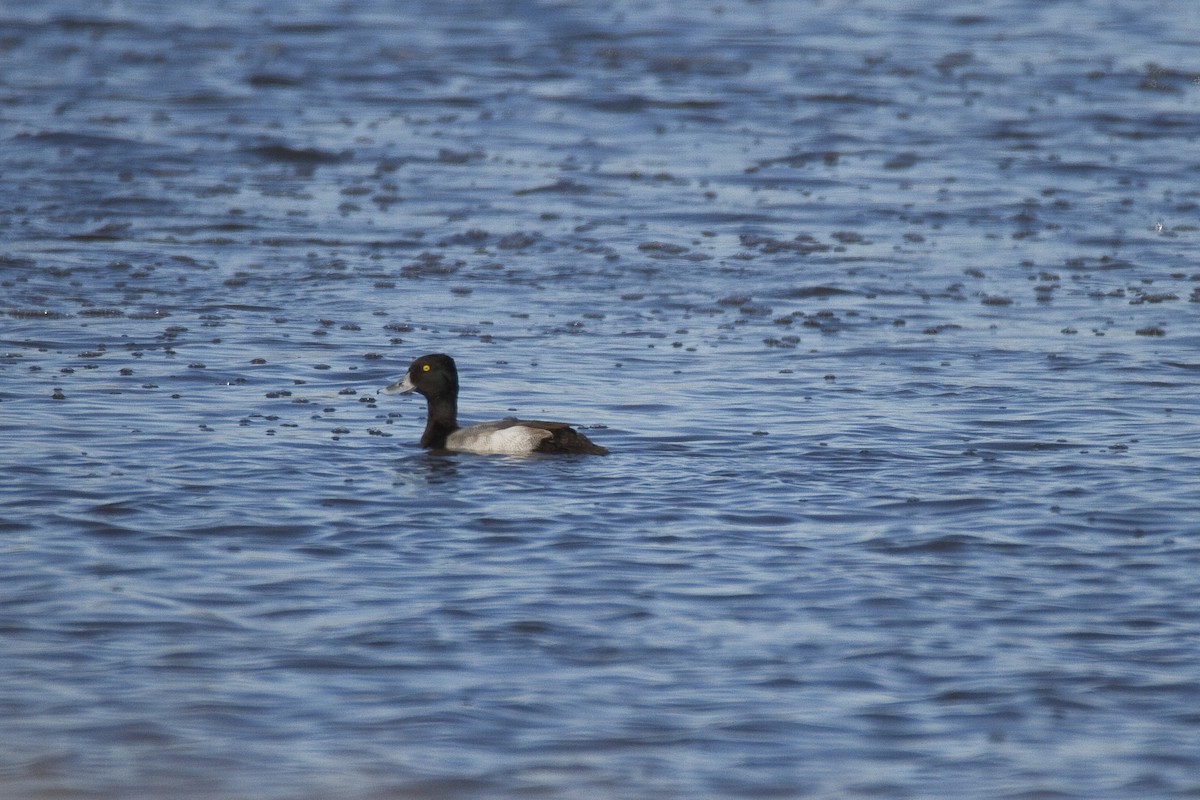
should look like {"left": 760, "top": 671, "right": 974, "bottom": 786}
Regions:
{"left": 2, "top": 1, "right": 1200, "bottom": 797}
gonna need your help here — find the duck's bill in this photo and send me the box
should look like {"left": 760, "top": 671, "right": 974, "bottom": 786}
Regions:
{"left": 383, "top": 373, "right": 415, "bottom": 394}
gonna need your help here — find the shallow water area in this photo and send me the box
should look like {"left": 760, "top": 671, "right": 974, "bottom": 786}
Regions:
{"left": 3, "top": 1, "right": 1200, "bottom": 798}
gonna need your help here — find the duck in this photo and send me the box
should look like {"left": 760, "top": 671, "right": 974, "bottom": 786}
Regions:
{"left": 383, "top": 353, "right": 609, "bottom": 456}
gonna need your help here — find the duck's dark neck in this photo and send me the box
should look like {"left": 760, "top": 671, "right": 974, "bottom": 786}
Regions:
{"left": 419, "top": 392, "right": 459, "bottom": 449}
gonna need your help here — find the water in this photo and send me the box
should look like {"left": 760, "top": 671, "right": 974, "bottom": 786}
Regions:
{"left": 2, "top": 1, "right": 1200, "bottom": 797}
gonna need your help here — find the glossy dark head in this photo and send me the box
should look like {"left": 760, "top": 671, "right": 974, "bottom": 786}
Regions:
{"left": 385, "top": 353, "right": 459, "bottom": 399}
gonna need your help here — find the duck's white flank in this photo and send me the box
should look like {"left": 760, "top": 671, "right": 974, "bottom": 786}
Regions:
{"left": 445, "top": 421, "right": 553, "bottom": 455}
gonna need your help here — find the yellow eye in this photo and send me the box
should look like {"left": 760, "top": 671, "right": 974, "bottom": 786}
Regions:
{"left": 422, "top": 364, "right": 431, "bottom": 372}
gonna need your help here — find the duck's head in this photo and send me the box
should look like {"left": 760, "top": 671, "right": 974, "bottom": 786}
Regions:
{"left": 384, "top": 353, "right": 459, "bottom": 399}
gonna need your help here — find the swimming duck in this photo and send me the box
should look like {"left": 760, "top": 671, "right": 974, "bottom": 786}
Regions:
{"left": 383, "top": 353, "right": 609, "bottom": 456}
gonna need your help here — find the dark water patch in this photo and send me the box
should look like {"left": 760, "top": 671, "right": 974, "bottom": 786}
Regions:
{"left": 14, "top": 130, "right": 142, "bottom": 149}
{"left": 5, "top": 308, "right": 73, "bottom": 319}
{"left": 584, "top": 95, "right": 725, "bottom": 113}
{"left": 246, "top": 73, "right": 305, "bottom": 89}
{"left": 244, "top": 143, "right": 353, "bottom": 166}
{"left": 864, "top": 533, "right": 1007, "bottom": 555}
{"left": 1090, "top": 111, "right": 1200, "bottom": 139}
{"left": 716, "top": 512, "right": 800, "bottom": 528}
{"left": 968, "top": 439, "right": 1084, "bottom": 452}
{"left": 802, "top": 91, "right": 893, "bottom": 107}
{"left": 513, "top": 178, "right": 590, "bottom": 196}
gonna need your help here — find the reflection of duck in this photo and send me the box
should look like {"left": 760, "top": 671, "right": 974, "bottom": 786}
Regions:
{"left": 384, "top": 354, "right": 609, "bottom": 456}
